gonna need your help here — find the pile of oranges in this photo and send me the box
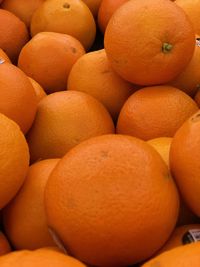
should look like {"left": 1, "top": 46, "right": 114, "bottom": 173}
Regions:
{"left": 0, "top": 0, "right": 200, "bottom": 266}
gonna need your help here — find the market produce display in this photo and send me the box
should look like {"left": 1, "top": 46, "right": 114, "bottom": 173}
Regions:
{"left": 0, "top": 0, "right": 200, "bottom": 266}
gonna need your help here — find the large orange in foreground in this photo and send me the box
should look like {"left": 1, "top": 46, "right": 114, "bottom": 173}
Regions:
{"left": 104, "top": 0, "right": 195, "bottom": 85}
{"left": 45, "top": 134, "right": 179, "bottom": 266}
{"left": 170, "top": 110, "right": 200, "bottom": 217}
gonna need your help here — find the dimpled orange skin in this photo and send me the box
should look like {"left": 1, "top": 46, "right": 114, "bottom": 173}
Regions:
{"left": 0, "top": 9, "right": 29, "bottom": 63}
{"left": 45, "top": 134, "right": 179, "bottom": 266}
{"left": 1, "top": 0, "right": 45, "bottom": 27}
{"left": 0, "top": 62, "right": 37, "bottom": 134}
{"left": 0, "top": 113, "right": 29, "bottom": 209}
{"left": 142, "top": 242, "right": 200, "bottom": 267}
{"left": 170, "top": 110, "right": 200, "bottom": 217}
{"left": 18, "top": 32, "right": 85, "bottom": 94}
{"left": 98, "top": 0, "right": 129, "bottom": 33}
{"left": 27, "top": 91, "right": 115, "bottom": 163}
{"left": 104, "top": 0, "right": 195, "bottom": 85}
{"left": 117, "top": 86, "right": 198, "bottom": 140}
{"left": 67, "top": 49, "right": 135, "bottom": 121}
{"left": 3, "top": 159, "right": 60, "bottom": 250}
{"left": 0, "top": 248, "right": 87, "bottom": 267}
{"left": 169, "top": 37, "right": 200, "bottom": 96}
{"left": 30, "top": 0, "right": 96, "bottom": 51}
{"left": 175, "top": 0, "right": 200, "bottom": 35}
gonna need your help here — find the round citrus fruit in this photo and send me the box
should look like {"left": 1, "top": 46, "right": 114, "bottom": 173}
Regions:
{"left": 104, "top": 0, "right": 195, "bottom": 85}
{"left": 0, "top": 61, "right": 37, "bottom": 134}
{"left": 117, "top": 86, "right": 198, "bottom": 140}
{"left": 18, "top": 32, "right": 85, "bottom": 94}
{"left": 0, "top": 113, "right": 29, "bottom": 209}
{"left": 175, "top": 0, "right": 200, "bottom": 35}
{"left": 98, "top": 0, "right": 129, "bottom": 33}
{"left": 3, "top": 159, "right": 60, "bottom": 250}
{"left": 1, "top": 0, "right": 45, "bottom": 27}
{"left": 0, "top": 9, "right": 29, "bottom": 63}
{"left": 27, "top": 91, "right": 115, "bottom": 163}
{"left": 170, "top": 110, "right": 200, "bottom": 217}
{"left": 30, "top": 0, "right": 96, "bottom": 50}
{"left": 67, "top": 49, "right": 135, "bottom": 121}
{"left": 169, "top": 36, "right": 200, "bottom": 96}
{"left": 45, "top": 134, "right": 179, "bottom": 266}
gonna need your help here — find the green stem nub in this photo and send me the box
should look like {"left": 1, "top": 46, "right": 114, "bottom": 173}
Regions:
{"left": 162, "top": 42, "right": 173, "bottom": 53}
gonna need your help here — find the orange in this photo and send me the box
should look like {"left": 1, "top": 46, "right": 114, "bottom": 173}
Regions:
{"left": 158, "top": 224, "right": 200, "bottom": 255}
{"left": 142, "top": 242, "right": 200, "bottom": 267}
{"left": 175, "top": 0, "right": 200, "bottom": 35}
{"left": 169, "top": 36, "right": 200, "bottom": 96}
{"left": 18, "top": 32, "right": 85, "bottom": 94}
{"left": 117, "top": 86, "right": 198, "bottom": 140}
{"left": 0, "top": 9, "right": 29, "bottom": 63}
{"left": 0, "top": 62, "right": 37, "bottom": 134}
{"left": 147, "top": 137, "right": 172, "bottom": 167}
{"left": 0, "top": 248, "right": 86, "bottom": 267}
{"left": 28, "top": 77, "right": 47, "bottom": 103}
{"left": 3, "top": 159, "right": 60, "bottom": 250}
{"left": 27, "top": 91, "right": 115, "bottom": 163}
{"left": 45, "top": 134, "right": 179, "bottom": 266}
{"left": 170, "top": 110, "right": 200, "bottom": 217}
{"left": 67, "top": 49, "right": 136, "bottom": 121}
{"left": 0, "top": 232, "right": 11, "bottom": 256}
{"left": 98, "top": 0, "right": 129, "bottom": 33}
{"left": 0, "top": 113, "right": 29, "bottom": 209}
{"left": 0, "top": 49, "right": 11, "bottom": 63}
{"left": 1, "top": 0, "right": 45, "bottom": 27}
{"left": 104, "top": 0, "right": 195, "bottom": 85}
{"left": 194, "top": 88, "right": 200, "bottom": 107}
{"left": 30, "top": 0, "right": 96, "bottom": 51}
{"left": 147, "top": 137, "right": 198, "bottom": 226}
{"left": 82, "top": 0, "right": 102, "bottom": 17}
